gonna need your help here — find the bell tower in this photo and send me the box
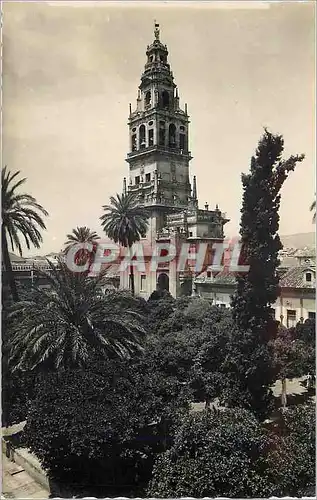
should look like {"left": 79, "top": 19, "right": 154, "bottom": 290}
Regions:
{"left": 126, "top": 23, "right": 197, "bottom": 237}
{"left": 121, "top": 22, "right": 230, "bottom": 298}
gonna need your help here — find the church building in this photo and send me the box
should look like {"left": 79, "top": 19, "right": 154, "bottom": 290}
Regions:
{"left": 120, "top": 23, "right": 229, "bottom": 298}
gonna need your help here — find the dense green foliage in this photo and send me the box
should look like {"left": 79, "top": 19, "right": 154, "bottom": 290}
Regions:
{"left": 272, "top": 319, "right": 315, "bottom": 384}
{"left": 1, "top": 368, "right": 35, "bottom": 427}
{"left": 23, "top": 359, "right": 190, "bottom": 497}
{"left": 146, "top": 294, "right": 274, "bottom": 417}
{"left": 148, "top": 405, "right": 315, "bottom": 498}
{"left": 148, "top": 408, "right": 271, "bottom": 498}
{"left": 7, "top": 263, "right": 146, "bottom": 372}
{"left": 145, "top": 297, "right": 234, "bottom": 405}
{"left": 229, "top": 130, "right": 304, "bottom": 418}
{"left": 266, "top": 405, "right": 316, "bottom": 497}
{"left": 3, "top": 134, "right": 314, "bottom": 498}
{"left": 231, "top": 130, "right": 304, "bottom": 333}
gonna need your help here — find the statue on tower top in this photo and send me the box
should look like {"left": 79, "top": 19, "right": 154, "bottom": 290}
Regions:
{"left": 154, "top": 21, "right": 160, "bottom": 40}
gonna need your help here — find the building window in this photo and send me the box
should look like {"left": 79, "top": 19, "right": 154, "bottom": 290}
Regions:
{"left": 131, "top": 134, "right": 137, "bottom": 151}
{"left": 140, "top": 275, "right": 146, "bottom": 291}
{"left": 168, "top": 123, "right": 176, "bottom": 148}
{"left": 135, "top": 176, "right": 140, "bottom": 185}
{"left": 308, "top": 311, "right": 316, "bottom": 320}
{"left": 206, "top": 271, "right": 212, "bottom": 278}
{"left": 145, "top": 173, "right": 151, "bottom": 183}
{"left": 287, "top": 309, "right": 297, "bottom": 328}
{"left": 159, "top": 121, "right": 165, "bottom": 146}
{"left": 139, "top": 124, "right": 146, "bottom": 149}
{"left": 148, "top": 129, "right": 154, "bottom": 147}
{"left": 145, "top": 91, "right": 151, "bottom": 107}
{"left": 179, "top": 133, "right": 185, "bottom": 151}
{"left": 148, "top": 121, "right": 153, "bottom": 126}
{"left": 305, "top": 272, "right": 312, "bottom": 282}
{"left": 189, "top": 231, "right": 193, "bottom": 237}
{"left": 161, "top": 90, "right": 170, "bottom": 108}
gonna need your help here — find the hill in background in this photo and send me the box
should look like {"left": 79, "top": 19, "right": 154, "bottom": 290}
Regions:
{"left": 280, "top": 232, "right": 315, "bottom": 249}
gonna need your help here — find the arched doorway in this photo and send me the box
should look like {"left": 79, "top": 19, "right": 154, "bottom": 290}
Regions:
{"left": 157, "top": 273, "right": 169, "bottom": 292}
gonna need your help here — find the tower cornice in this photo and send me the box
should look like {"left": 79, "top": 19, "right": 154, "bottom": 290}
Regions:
{"left": 128, "top": 108, "right": 189, "bottom": 125}
{"left": 126, "top": 145, "right": 193, "bottom": 163}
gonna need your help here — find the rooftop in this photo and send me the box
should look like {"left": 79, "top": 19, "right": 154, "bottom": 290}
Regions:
{"left": 279, "top": 265, "right": 316, "bottom": 289}
{"left": 195, "top": 268, "right": 236, "bottom": 285}
{"left": 195, "top": 264, "right": 316, "bottom": 290}
{"left": 293, "top": 247, "right": 316, "bottom": 258}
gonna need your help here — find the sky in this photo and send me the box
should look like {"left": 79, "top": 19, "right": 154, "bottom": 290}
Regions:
{"left": 3, "top": 0, "right": 315, "bottom": 256}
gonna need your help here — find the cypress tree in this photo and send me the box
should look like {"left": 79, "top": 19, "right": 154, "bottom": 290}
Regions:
{"left": 228, "top": 129, "right": 304, "bottom": 418}
{"left": 232, "top": 129, "right": 304, "bottom": 337}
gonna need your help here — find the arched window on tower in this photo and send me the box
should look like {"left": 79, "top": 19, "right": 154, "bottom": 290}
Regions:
{"left": 139, "top": 125, "right": 146, "bottom": 149}
{"left": 168, "top": 123, "right": 176, "bottom": 148}
{"left": 148, "top": 128, "right": 154, "bottom": 147}
{"left": 131, "top": 134, "right": 137, "bottom": 152}
{"left": 159, "top": 121, "right": 166, "bottom": 146}
{"left": 145, "top": 91, "right": 151, "bottom": 108}
{"left": 161, "top": 91, "right": 170, "bottom": 109}
{"left": 179, "top": 133, "right": 186, "bottom": 152}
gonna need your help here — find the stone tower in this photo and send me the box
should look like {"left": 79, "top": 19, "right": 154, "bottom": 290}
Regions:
{"left": 121, "top": 23, "right": 229, "bottom": 298}
{"left": 126, "top": 22, "right": 197, "bottom": 240}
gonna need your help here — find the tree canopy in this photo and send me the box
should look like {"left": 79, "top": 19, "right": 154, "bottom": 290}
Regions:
{"left": 2, "top": 166, "right": 48, "bottom": 301}
{"left": 23, "top": 359, "right": 190, "bottom": 497}
{"left": 7, "top": 262, "right": 146, "bottom": 372}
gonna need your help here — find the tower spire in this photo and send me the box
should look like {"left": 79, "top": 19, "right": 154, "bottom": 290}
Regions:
{"left": 154, "top": 20, "right": 160, "bottom": 40}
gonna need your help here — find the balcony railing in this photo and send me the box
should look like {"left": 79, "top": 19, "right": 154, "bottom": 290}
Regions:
{"left": 127, "top": 144, "right": 191, "bottom": 159}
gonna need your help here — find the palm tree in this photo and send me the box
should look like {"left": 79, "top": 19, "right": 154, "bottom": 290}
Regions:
{"left": 64, "top": 226, "right": 100, "bottom": 251}
{"left": 2, "top": 167, "right": 48, "bottom": 302}
{"left": 7, "top": 261, "right": 146, "bottom": 372}
{"left": 310, "top": 198, "right": 316, "bottom": 222}
{"left": 64, "top": 226, "right": 100, "bottom": 269}
{"left": 100, "top": 193, "right": 149, "bottom": 295}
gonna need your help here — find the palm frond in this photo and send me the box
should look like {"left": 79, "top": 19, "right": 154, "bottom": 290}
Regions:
{"left": 2, "top": 166, "right": 48, "bottom": 256}
{"left": 6, "top": 262, "right": 146, "bottom": 372}
{"left": 64, "top": 226, "right": 100, "bottom": 253}
{"left": 310, "top": 197, "right": 316, "bottom": 222}
{"left": 101, "top": 192, "right": 149, "bottom": 248}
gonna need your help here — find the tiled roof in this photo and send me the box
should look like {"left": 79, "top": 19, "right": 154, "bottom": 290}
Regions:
{"left": 279, "top": 265, "right": 316, "bottom": 289}
{"left": 278, "top": 256, "right": 298, "bottom": 268}
{"left": 195, "top": 265, "right": 316, "bottom": 290}
{"left": 213, "top": 269, "right": 237, "bottom": 285}
{"left": 293, "top": 248, "right": 316, "bottom": 258}
{"left": 195, "top": 268, "right": 236, "bottom": 285}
